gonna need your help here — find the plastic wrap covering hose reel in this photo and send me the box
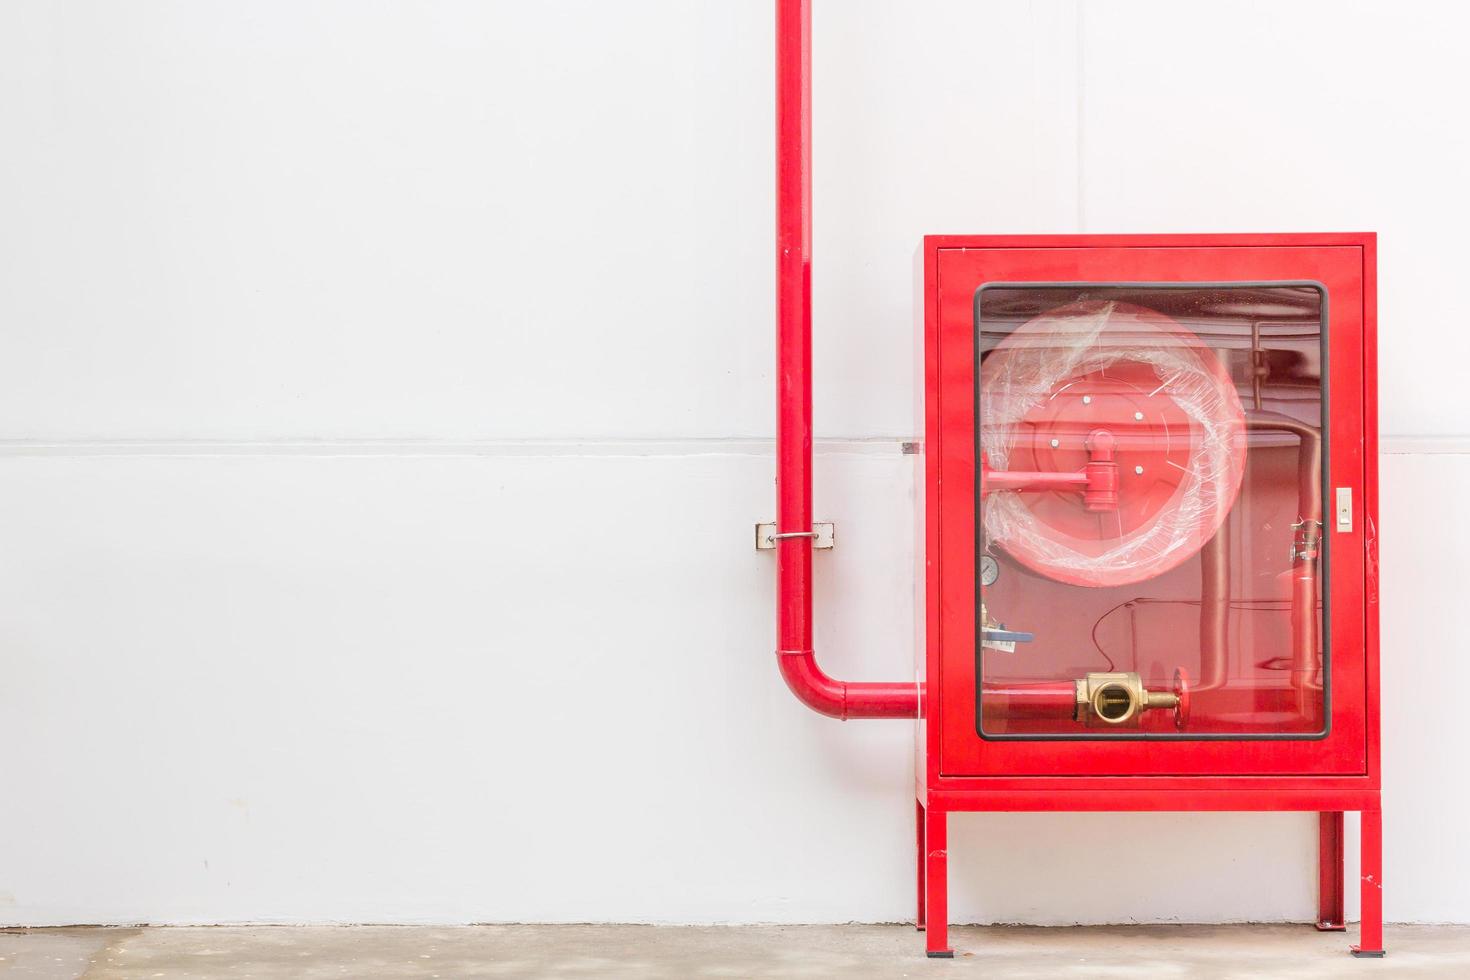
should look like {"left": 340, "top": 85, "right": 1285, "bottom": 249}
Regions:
{"left": 979, "top": 300, "right": 1248, "bottom": 587}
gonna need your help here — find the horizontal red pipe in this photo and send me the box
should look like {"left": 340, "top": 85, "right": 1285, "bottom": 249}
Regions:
{"left": 775, "top": 0, "right": 917, "bottom": 720}
{"left": 980, "top": 682, "right": 1078, "bottom": 720}
{"left": 982, "top": 470, "right": 1089, "bottom": 493}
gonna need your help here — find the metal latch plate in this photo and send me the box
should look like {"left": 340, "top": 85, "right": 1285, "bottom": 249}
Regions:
{"left": 1335, "top": 487, "right": 1353, "bottom": 533}
{"left": 755, "top": 522, "right": 835, "bottom": 550}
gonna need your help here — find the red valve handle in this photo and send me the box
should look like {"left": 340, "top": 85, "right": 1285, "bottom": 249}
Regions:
{"left": 1173, "top": 667, "right": 1191, "bottom": 732}
{"left": 1081, "top": 429, "right": 1118, "bottom": 513}
{"left": 980, "top": 428, "right": 1119, "bottom": 513}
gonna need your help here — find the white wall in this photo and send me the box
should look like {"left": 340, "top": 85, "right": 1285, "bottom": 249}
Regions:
{"left": 0, "top": 0, "right": 1465, "bottom": 926}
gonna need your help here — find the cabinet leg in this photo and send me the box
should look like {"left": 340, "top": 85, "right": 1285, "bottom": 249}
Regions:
{"left": 924, "top": 805, "right": 952, "bottom": 958}
{"left": 1351, "top": 807, "right": 1385, "bottom": 957}
{"left": 1316, "top": 811, "right": 1345, "bottom": 931}
{"left": 915, "top": 799, "right": 926, "bottom": 931}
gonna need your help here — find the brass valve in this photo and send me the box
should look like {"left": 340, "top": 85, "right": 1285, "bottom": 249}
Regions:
{"left": 1074, "top": 671, "right": 1184, "bottom": 726}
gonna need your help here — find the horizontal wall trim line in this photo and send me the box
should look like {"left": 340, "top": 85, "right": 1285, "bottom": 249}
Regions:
{"left": 0, "top": 438, "right": 908, "bottom": 459}
{"left": 1380, "top": 437, "right": 1470, "bottom": 455}
{"left": 0, "top": 435, "right": 1459, "bottom": 458}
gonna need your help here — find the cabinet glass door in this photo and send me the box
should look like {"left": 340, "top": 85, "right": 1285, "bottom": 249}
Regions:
{"left": 975, "top": 283, "right": 1327, "bottom": 740}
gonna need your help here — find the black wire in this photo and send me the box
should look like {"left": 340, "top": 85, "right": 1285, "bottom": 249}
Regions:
{"left": 1090, "top": 600, "right": 1130, "bottom": 671}
{"left": 1090, "top": 597, "right": 1296, "bottom": 671}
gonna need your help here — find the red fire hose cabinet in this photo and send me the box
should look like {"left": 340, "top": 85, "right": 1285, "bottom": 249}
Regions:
{"left": 915, "top": 234, "right": 1381, "bottom": 956}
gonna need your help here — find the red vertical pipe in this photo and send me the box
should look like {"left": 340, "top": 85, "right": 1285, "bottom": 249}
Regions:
{"left": 775, "top": 0, "right": 917, "bottom": 719}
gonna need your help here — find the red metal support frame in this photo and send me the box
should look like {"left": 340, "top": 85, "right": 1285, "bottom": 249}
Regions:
{"left": 914, "top": 799, "right": 927, "bottom": 932}
{"left": 1355, "top": 807, "right": 1385, "bottom": 957}
{"left": 774, "top": 0, "right": 917, "bottom": 720}
{"left": 923, "top": 803, "right": 951, "bottom": 958}
{"left": 1317, "top": 811, "right": 1346, "bottom": 931}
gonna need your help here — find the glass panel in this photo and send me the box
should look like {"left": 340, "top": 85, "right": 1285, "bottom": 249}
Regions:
{"left": 975, "top": 284, "right": 1325, "bottom": 739}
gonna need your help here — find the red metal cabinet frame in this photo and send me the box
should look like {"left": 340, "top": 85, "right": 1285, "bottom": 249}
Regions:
{"left": 916, "top": 233, "right": 1380, "bottom": 958}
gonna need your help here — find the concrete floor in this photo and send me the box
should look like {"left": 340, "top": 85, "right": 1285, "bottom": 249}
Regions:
{"left": 0, "top": 924, "right": 1464, "bottom": 979}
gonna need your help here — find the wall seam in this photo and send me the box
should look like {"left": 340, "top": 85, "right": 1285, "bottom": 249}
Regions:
{"left": 0, "top": 436, "right": 1460, "bottom": 458}
{"left": 1074, "top": 0, "right": 1086, "bottom": 233}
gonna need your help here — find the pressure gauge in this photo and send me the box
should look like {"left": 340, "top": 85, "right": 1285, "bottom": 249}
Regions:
{"left": 979, "top": 555, "right": 999, "bottom": 587}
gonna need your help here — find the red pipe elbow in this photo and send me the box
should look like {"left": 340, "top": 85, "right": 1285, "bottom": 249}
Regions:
{"left": 778, "top": 650, "right": 919, "bottom": 720}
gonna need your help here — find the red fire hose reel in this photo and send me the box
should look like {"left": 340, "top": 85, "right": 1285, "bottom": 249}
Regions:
{"left": 979, "top": 300, "right": 1247, "bottom": 588}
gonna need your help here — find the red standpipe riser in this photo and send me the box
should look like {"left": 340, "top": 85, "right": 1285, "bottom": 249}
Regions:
{"left": 774, "top": 0, "right": 917, "bottom": 720}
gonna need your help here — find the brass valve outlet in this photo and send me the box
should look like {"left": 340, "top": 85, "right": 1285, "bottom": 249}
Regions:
{"left": 1074, "top": 671, "right": 1181, "bottom": 726}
